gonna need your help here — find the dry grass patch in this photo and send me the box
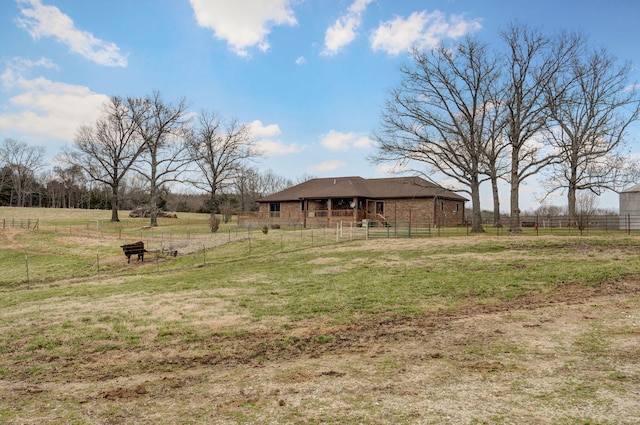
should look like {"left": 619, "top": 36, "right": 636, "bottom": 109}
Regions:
{"left": 3, "top": 227, "right": 640, "bottom": 423}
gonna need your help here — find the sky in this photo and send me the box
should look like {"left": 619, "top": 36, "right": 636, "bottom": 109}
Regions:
{"left": 1, "top": 0, "right": 639, "bottom": 212}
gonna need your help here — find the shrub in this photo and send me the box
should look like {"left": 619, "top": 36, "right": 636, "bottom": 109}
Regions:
{"left": 209, "top": 217, "right": 220, "bottom": 233}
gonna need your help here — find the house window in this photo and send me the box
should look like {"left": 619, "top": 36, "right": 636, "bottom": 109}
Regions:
{"left": 269, "top": 202, "right": 281, "bottom": 218}
{"left": 455, "top": 203, "right": 459, "bottom": 213}
{"left": 440, "top": 201, "right": 444, "bottom": 211}
{"left": 376, "top": 201, "right": 384, "bottom": 215}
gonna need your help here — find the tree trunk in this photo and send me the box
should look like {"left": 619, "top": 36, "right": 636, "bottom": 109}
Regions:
{"left": 209, "top": 193, "right": 219, "bottom": 233}
{"left": 149, "top": 158, "right": 159, "bottom": 227}
{"left": 490, "top": 174, "right": 502, "bottom": 227}
{"left": 110, "top": 184, "right": 120, "bottom": 222}
{"left": 567, "top": 179, "right": 577, "bottom": 227}
{"left": 509, "top": 149, "right": 522, "bottom": 232}
{"left": 149, "top": 182, "right": 158, "bottom": 227}
{"left": 470, "top": 177, "right": 485, "bottom": 233}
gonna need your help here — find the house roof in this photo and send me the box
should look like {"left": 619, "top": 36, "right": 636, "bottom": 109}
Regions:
{"left": 622, "top": 184, "right": 640, "bottom": 193}
{"left": 259, "top": 176, "right": 468, "bottom": 202}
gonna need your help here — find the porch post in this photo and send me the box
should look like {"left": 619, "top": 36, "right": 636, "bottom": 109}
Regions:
{"left": 353, "top": 197, "right": 358, "bottom": 224}
{"left": 302, "top": 198, "right": 307, "bottom": 229}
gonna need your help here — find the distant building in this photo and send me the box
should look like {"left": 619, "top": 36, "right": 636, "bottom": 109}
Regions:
{"left": 238, "top": 176, "right": 468, "bottom": 229}
{"left": 620, "top": 184, "right": 640, "bottom": 229}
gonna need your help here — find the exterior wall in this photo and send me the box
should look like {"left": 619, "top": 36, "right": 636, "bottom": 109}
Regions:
{"left": 249, "top": 201, "right": 305, "bottom": 227}
{"left": 373, "top": 198, "right": 464, "bottom": 226}
{"left": 619, "top": 191, "right": 640, "bottom": 229}
{"left": 242, "top": 197, "right": 465, "bottom": 228}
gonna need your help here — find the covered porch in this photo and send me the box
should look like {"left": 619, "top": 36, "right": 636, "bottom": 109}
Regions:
{"left": 239, "top": 197, "right": 388, "bottom": 228}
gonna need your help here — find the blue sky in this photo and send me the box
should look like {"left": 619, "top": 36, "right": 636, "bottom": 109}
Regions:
{"left": 1, "top": 0, "right": 639, "bottom": 211}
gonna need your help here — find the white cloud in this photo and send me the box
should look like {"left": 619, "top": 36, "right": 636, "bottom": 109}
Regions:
{"left": 1, "top": 57, "right": 58, "bottom": 89}
{"left": 15, "top": 0, "right": 127, "bottom": 67}
{"left": 248, "top": 120, "right": 282, "bottom": 138}
{"left": 322, "top": 0, "right": 372, "bottom": 56}
{"left": 625, "top": 83, "right": 640, "bottom": 92}
{"left": 321, "top": 130, "right": 374, "bottom": 151}
{"left": 189, "top": 0, "right": 297, "bottom": 57}
{"left": 295, "top": 56, "right": 307, "bottom": 65}
{"left": 248, "top": 120, "right": 301, "bottom": 155}
{"left": 370, "top": 10, "right": 482, "bottom": 56}
{"left": 375, "top": 162, "right": 408, "bottom": 175}
{"left": 0, "top": 62, "right": 108, "bottom": 141}
{"left": 310, "top": 159, "right": 346, "bottom": 172}
{"left": 255, "top": 139, "right": 302, "bottom": 155}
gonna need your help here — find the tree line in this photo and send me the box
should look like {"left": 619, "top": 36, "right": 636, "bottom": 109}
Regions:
{"left": 373, "top": 23, "right": 640, "bottom": 233}
{"left": 0, "top": 92, "right": 298, "bottom": 230}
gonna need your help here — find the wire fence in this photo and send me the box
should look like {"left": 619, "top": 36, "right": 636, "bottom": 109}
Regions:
{"left": 6, "top": 213, "right": 640, "bottom": 246}
{"left": 4, "top": 213, "right": 640, "bottom": 287}
{"left": 1, "top": 218, "right": 39, "bottom": 230}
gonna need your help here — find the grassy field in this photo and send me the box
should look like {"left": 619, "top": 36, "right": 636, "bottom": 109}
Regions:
{"left": 1, "top": 207, "right": 640, "bottom": 424}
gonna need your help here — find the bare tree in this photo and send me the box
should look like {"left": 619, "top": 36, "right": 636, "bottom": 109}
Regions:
{"left": 0, "top": 138, "right": 46, "bottom": 207}
{"left": 52, "top": 164, "right": 87, "bottom": 208}
{"left": 501, "top": 23, "right": 580, "bottom": 232}
{"left": 373, "top": 37, "right": 503, "bottom": 233}
{"left": 294, "top": 173, "right": 317, "bottom": 185}
{"left": 62, "top": 96, "right": 145, "bottom": 221}
{"left": 259, "top": 169, "right": 294, "bottom": 196}
{"left": 575, "top": 192, "right": 600, "bottom": 234}
{"left": 234, "top": 167, "right": 292, "bottom": 212}
{"left": 186, "top": 110, "right": 261, "bottom": 232}
{"left": 482, "top": 98, "right": 510, "bottom": 227}
{"left": 543, "top": 46, "right": 640, "bottom": 224}
{"left": 234, "top": 167, "right": 262, "bottom": 213}
{"left": 132, "top": 91, "right": 190, "bottom": 227}
{"left": 0, "top": 147, "right": 11, "bottom": 205}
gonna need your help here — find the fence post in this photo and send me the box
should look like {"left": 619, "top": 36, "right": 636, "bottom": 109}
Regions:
{"left": 25, "top": 255, "right": 30, "bottom": 288}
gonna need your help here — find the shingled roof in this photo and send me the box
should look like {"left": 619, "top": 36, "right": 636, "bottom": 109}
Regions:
{"left": 259, "top": 176, "right": 467, "bottom": 202}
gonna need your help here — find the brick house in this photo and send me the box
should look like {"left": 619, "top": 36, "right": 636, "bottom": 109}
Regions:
{"left": 237, "top": 176, "right": 467, "bottom": 228}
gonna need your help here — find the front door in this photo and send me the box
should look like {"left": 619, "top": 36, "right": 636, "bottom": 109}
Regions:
{"left": 366, "top": 200, "right": 384, "bottom": 220}
{"left": 376, "top": 201, "right": 384, "bottom": 218}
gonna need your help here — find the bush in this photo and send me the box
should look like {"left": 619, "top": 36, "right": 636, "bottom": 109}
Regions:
{"left": 209, "top": 217, "right": 220, "bottom": 233}
{"left": 262, "top": 225, "right": 269, "bottom": 234}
